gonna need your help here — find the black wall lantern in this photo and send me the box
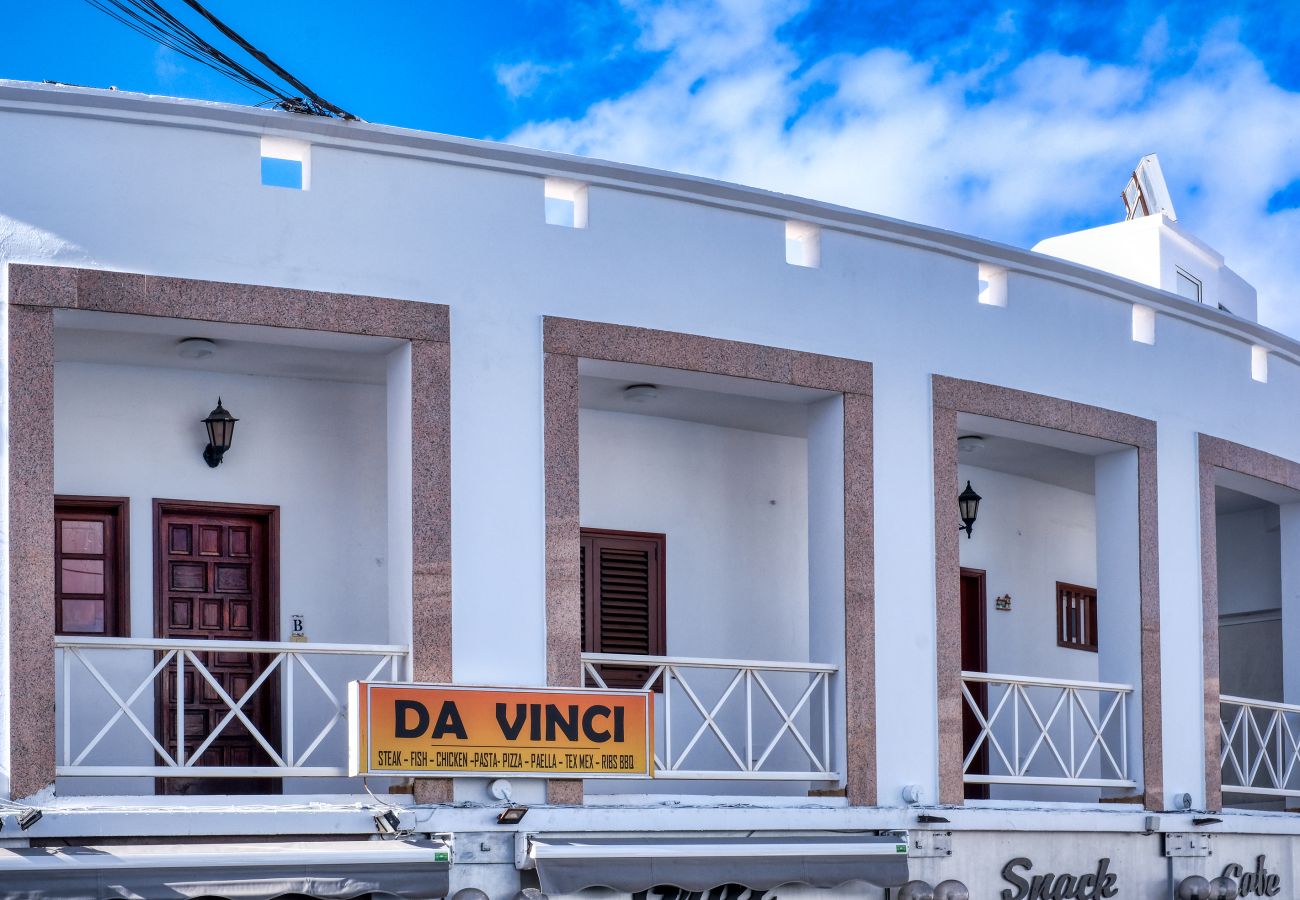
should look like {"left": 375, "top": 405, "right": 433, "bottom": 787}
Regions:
{"left": 958, "top": 480, "right": 981, "bottom": 538}
{"left": 202, "top": 398, "right": 238, "bottom": 468}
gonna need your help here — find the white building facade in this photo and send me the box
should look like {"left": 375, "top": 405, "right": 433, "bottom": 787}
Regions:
{"left": 0, "top": 80, "right": 1297, "bottom": 898}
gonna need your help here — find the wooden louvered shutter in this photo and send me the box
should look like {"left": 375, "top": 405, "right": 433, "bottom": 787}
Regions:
{"left": 580, "top": 529, "right": 665, "bottom": 689}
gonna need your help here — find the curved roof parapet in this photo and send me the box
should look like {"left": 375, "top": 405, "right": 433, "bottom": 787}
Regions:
{"left": 0, "top": 79, "right": 1282, "bottom": 355}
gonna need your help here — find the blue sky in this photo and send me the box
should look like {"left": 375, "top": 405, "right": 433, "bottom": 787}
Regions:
{"left": 6, "top": 1, "right": 1300, "bottom": 332}
{"left": 4, "top": 1, "right": 658, "bottom": 138}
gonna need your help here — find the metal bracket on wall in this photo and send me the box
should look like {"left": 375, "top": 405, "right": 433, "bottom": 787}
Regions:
{"left": 909, "top": 830, "right": 953, "bottom": 858}
{"left": 454, "top": 831, "right": 516, "bottom": 865}
{"left": 1164, "top": 833, "right": 1212, "bottom": 857}
{"left": 515, "top": 832, "right": 534, "bottom": 870}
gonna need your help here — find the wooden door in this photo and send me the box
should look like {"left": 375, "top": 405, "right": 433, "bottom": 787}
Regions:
{"left": 154, "top": 500, "right": 279, "bottom": 795}
{"left": 960, "top": 568, "right": 989, "bottom": 800}
{"left": 54, "top": 497, "right": 129, "bottom": 637}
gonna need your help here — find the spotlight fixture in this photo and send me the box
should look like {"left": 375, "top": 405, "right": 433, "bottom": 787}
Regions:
{"left": 916, "top": 813, "right": 949, "bottom": 824}
{"left": 497, "top": 805, "right": 529, "bottom": 825}
{"left": 201, "top": 398, "right": 239, "bottom": 468}
{"left": 374, "top": 810, "right": 402, "bottom": 834}
{"left": 958, "top": 481, "right": 981, "bottom": 538}
{"left": 17, "top": 809, "right": 42, "bottom": 831}
{"left": 1192, "top": 816, "right": 1222, "bottom": 827}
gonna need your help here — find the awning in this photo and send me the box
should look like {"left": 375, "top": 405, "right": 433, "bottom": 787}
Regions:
{"left": 0, "top": 837, "right": 450, "bottom": 900}
{"left": 530, "top": 834, "right": 910, "bottom": 894}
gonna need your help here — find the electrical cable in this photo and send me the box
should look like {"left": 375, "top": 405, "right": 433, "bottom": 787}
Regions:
{"left": 85, "top": 0, "right": 282, "bottom": 102}
{"left": 82, "top": 0, "right": 357, "bottom": 118}
{"left": 88, "top": 2, "right": 258, "bottom": 84}
{"left": 362, "top": 776, "right": 404, "bottom": 812}
{"left": 178, "top": 0, "right": 357, "bottom": 119}
{"left": 363, "top": 778, "right": 417, "bottom": 839}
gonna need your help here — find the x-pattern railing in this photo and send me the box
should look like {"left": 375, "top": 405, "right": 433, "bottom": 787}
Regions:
{"left": 1220, "top": 695, "right": 1300, "bottom": 797}
{"left": 57, "top": 637, "right": 408, "bottom": 778}
{"left": 582, "top": 652, "right": 839, "bottom": 781}
{"left": 961, "top": 671, "right": 1135, "bottom": 788}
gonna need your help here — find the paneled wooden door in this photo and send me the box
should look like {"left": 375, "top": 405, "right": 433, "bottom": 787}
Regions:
{"left": 154, "top": 500, "right": 280, "bottom": 795}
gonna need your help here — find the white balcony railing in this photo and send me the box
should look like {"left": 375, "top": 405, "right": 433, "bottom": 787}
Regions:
{"left": 581, "top": 652, "right": 839, "bottom": 781}
{"left": 961, "top": 671, "right": 1136, "bottom": 789}
{"left": 1220, "top": 695, "right": 1300, "bottom": 798}
{"left": 57, "top": 637, "right": 408, "bottom": 779}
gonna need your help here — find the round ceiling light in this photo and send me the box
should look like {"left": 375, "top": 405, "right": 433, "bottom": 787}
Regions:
{"left": 957, "top": 435, "right": 985, "bottom": 454}
{"left": 622, "top": 383, "right": 659, "bottom": 403}
{"left": 177, "top": 337, "right": 216, "bottom": 359}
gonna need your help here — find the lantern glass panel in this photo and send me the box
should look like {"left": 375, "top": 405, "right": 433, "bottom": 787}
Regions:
{"left": 212, "top": 417, "right": 235, "bottom": 449}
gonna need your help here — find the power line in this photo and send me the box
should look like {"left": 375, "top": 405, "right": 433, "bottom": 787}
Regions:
{"left": 83, "top": 0, "right": 359, "bottom": 120}
{"left": 178, "top": 0, "right": 356, "bottom": 120}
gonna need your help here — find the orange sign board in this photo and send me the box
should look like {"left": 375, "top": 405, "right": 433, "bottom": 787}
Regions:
{"left": 348, "top": 682, "right": 653, "bottom": 778}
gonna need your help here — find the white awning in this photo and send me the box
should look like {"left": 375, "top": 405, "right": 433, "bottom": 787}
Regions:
{"left": 530, "top": 834, "right": 910, "bottom": 894}
{"left": 0, "top": 837, "right": 450, "bottom": 900}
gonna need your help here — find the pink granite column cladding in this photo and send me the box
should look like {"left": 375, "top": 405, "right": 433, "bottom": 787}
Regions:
{"left": 1199, "top": 451, "right": 1222, "bottom": 812}
{"left": 7, "top": 263, "right": 450, "bottom": 803}
{"left": 411, "top": 339, "right": 453, "bottom": 805}
{"left": 843, "top": 391, "right": 877, "bottom": 806}
{"left": 1137, "top": 445, "right": 1163, "bottom": 810}
{"left": 8, "top": 305, "right": 56, "bottom": 800}
{"left": 543, "top": 352, "right": 583, "bottom": 806}
{"left": 541, "top": 317, "right": 875, "bottom": 805}
{"left": 542, "top": 317, "right": 873, "bottom": 394}
{"left": 45, "top": 268, "right": 447, "bottom": 341}
{"left": 932, "top": 404, "right": 965, "bottom": 806}
{"left": 932, "top": 376, "right": 1161, "bottom": 809}
{"left": 1196, "top": 434, "right": 1300, "bottom": 812}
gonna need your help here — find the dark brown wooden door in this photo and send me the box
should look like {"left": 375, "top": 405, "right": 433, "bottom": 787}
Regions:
{"left": 54, "top": 497, "right": 129, "bottom": 637}
{"left": 154, "top": 500, "right": 279, "bottom": 795}
{"left": 960, "top": 568, "right": 989, "bottom": 800}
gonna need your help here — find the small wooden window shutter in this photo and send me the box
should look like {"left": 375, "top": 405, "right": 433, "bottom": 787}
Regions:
{"left": 579, "top": 529, "right": 666, "bottom": 689}
{"left": 1056, "top": 582, "right": 1098, "bottom": 652}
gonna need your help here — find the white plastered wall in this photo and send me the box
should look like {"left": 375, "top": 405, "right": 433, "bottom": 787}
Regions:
{"left": 957, "top": 463, "right": 1100, "bottom": 801}
{"left": 578, "top": 409, "right": 809, "bottom": 661}
{"left": 386, "top": 344, "right": 414, "bottom": 670}
{"left": 807, "top": 396, "right": 847, "bottom": 792}
{"left": 1216, "top": 506, "right": 1283, "bottom": 702}
{"left": 578, "top": 408, "right": 810, "bottom": 794}
{"left": 0, "top": 96, "right": 1298, "bottom": 812}
{"left": 957, "top": 464, "right": 1098, "bottom": 682}
{"left": 53, "top": 361, "right": 388, "bottom": 794}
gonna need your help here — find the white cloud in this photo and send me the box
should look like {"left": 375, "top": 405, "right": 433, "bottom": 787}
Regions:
{"left": 496, "top": 60, "right": 572, "bottom": 99}
{"left": 505, "top": 1, "right": 1300, "bottom": 335}
{"left": 153, "top": 46, "right": 186, "bottom": 84}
